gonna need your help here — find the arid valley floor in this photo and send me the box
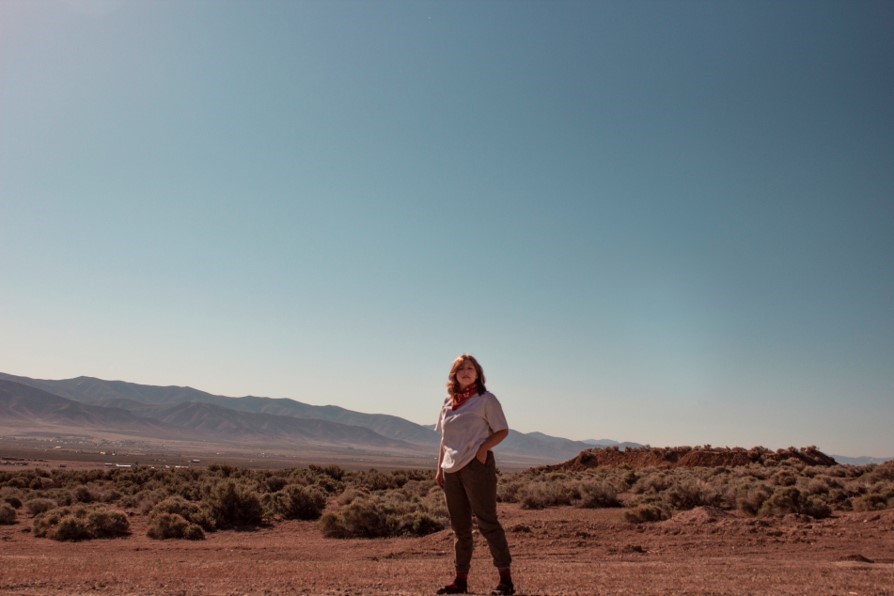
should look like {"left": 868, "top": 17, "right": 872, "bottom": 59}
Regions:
{"left": 1, "top": 446, "right": 893, "bottom": 595}
{"left": 2, "top": 503, "right": 893, "bottom": 595}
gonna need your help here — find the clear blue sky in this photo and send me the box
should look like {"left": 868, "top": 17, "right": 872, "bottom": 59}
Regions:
{"left": 2, "top": 1, "right": 892, "bottom": 457}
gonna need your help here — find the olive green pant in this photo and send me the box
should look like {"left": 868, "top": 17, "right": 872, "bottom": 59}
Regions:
{"left": 442, "top": 450, "right": 512, "bottom": 573}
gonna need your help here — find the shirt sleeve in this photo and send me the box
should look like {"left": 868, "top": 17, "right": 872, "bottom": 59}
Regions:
{"left": 435, "top": 399, "right": 448, "bottom": 433}
{"left": 484, "top": 394, "right": 509, "bottom": 433}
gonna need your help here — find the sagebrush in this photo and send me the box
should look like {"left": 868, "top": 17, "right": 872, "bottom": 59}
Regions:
{"left": 1, "top": 452, "right": 891, "bottom": 541}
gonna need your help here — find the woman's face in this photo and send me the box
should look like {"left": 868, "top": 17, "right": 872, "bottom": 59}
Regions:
{"left": 455, "top": 359, "right": 478, "bottom": 389}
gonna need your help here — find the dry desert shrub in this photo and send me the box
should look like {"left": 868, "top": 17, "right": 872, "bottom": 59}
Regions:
{"left": 631, "top": 470, "right": 673, "bottom": 494}
{"left": 506, "top": 469, "right": 628, "bottom": 510}
{"left": 771, "top": 469, "right": 798, "bottom": 487}
{"left": 496, "top": 475, "right": 526, "bottom": 503}
{"left": 149, "top": 496, "right": 216, "bottom": 530}
{"left": 398, "top": 478, "right": 436, "bottom": 500}
{"left": 0, "top": 471, "right": 26, "bottom": 490}
{"left": 133, "top": 488, "right": 170, "bottom": 514}
{"left": 303, "top": 465, "right": 347, "bottom": 494}
{"left": 624, "top": 502, "right": 671, "bottom": 523}
{"left": 664, "top": 477, "right": 722, "bottom": 510}
{"left": 308, "top": 464, "right": 347, "bottom": 481}
{"left": 336, "top": 487, "right": 370, "bottom": 506}
{"left": 851, "top": 485, "right": 894, "bottom": 512}
{"left": 575, "top": 479, "right": 621, "bottom": 508}
{"left": 806, "top": 477, "right": 831, "bottom": 495}
{"left": 0, "top": 486, "right": 23, "bottom": 507}
{"left": 320, "top": 491, "right": 444, "bottom": 538}
{"left": 46, "top": 515, "right": 92, "bottom": 541}
{"left": 262, "top": 474, "right": 289, "bottom": 493}
{"left": 519, "top": 480, "right": 578, "bottom": 509}
{"left": 732, "top": 483, "right": 772, "bottom": 516}
{"left": 146, "top": 513, "right": 205, "bottom": 540}
{"left": 3, "top": 495, "right": 22, "bottom": 509}
{"left": 421, "top": 485, "right": 449, "bottom": 520}
{"left": 33, "top": 507, "right": 81, "bottom": 539}
{"left": 758, "top": 486, "right": 832, "bottom": 518}
{"left": 3, "top": 452, "right": 891, "bottom": 542}
{"left": 206, "top": 463, "right": 240, "bottom": 478}
{"left": 204, "top": 480, "right": 263, "bottom": 529}
{"left": 499, "top": 448, "right": 886, "bottom": 520}
{"left": 25, "top": 497, "right": 58, "bottom": 516}
{"left": 99, "top": 488, "right": 122, "bottom": 503}
{"left": 145, "top": 495, "right": 214, "bottom": 540}
{"left": 21, "top": 474, "right": 41, "bottom": 490}
{"left": 867, "top": 461, "right": 894, "bottom": 482}
{"left": 33, "top": 505, "right": 130, "bottom": 541}
{"left": 348, "top": 468, "right": 430, "bottom": 492}
{"left": 264, "top": 484, "right": 327, "bottom": 521}
{"left": 85, "top": 508, "right": 131, "bottom": 537}
{"left": 248, "top": 465, "right": 348, "bottom": 498}
{"left": 113, "top": 467, "right": 203, "bottom": 502}
{"left": 0, "top": 502, "right": 16, "bottom": 524}
{"left": 320, "top": 496, "right": 394, "bottom": 538}
{"left": 72, "top": 484, "right": 97, "bottom": 503}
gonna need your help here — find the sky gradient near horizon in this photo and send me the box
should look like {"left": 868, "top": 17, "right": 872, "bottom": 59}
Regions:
{"left": 2, "top": 1, "right": 893, "bottom": 457}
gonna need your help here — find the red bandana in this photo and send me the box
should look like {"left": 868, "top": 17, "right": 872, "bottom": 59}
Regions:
{"left": 451, "top": 385, "right": 479, "bottom": 410}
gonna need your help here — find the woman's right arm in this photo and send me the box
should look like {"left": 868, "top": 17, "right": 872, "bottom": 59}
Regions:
{"left": 435, "top": 439, "right": 446, "bottom": 487}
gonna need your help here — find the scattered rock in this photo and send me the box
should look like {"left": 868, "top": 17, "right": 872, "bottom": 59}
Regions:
{"left": 622, "top": 544, "right": 647, "bottom": 554}
{"left": 840, "top": 554, "right": 874, "bottom": 563}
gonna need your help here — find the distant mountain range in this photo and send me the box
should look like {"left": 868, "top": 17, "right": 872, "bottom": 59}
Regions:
{"left": 828, "top": 455, "right": 891, "bottom": 466}
{"left": 0, "top": 372, "right": 640, "bottom": 466}
{"left": 2, "top": 372, "right": 886, "bottom": 467}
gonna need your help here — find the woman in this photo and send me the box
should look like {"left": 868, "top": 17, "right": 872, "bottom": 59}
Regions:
{"left": 435, "top": 354, "right": 515, "bottom": 595}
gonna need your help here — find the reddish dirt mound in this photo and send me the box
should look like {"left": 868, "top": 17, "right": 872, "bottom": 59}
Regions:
{"left": 552, "top": 445, "right": 837, "bottom": 471}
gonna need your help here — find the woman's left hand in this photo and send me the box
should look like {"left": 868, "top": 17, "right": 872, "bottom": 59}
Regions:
{"left": 476, "top": 447, "right": 488, "bottom": 464}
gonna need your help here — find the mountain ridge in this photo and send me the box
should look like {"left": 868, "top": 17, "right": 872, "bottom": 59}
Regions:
{"left": 5, "top": 372, "right": 883, "bottom": 465}
{"left": 0, "top": 372, "right": 607, "bottom": 464}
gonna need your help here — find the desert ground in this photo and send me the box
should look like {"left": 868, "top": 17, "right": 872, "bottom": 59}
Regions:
{"left": 2, "top": 493, "right": 893, "bottom": 594}
{"left": 2, "top": 444, "right": 893, "bottom": 595}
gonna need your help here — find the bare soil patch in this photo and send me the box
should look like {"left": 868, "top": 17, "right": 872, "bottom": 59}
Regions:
{"left": 2, "top": 505, "right": 893, "bottom": 595}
